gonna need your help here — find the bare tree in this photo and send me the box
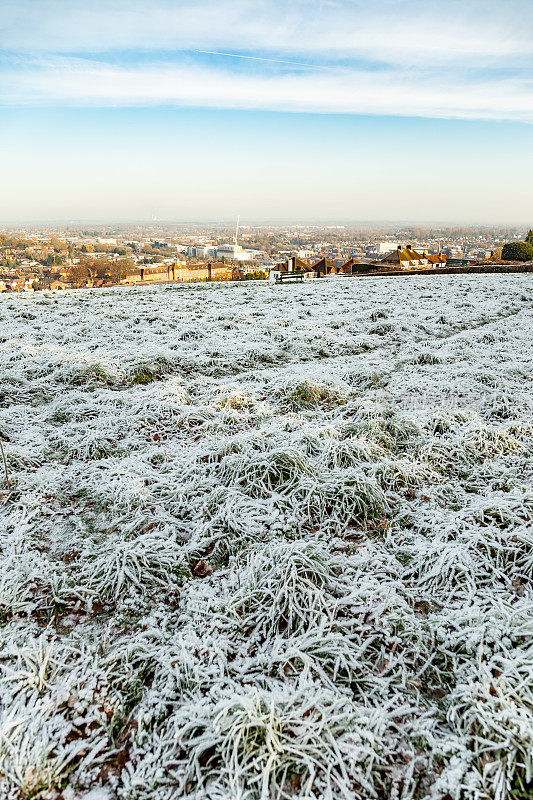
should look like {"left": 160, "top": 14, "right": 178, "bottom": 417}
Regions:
{"left": 68, "top": 259, "right": 93, "bottom": 285}
{"left": 108, "top": 258, "right": 134, "bottom": 282}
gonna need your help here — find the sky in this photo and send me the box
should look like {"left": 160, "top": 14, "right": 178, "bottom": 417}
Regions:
{"left": 1, "top": 0, "right": 532, "bottom": 224}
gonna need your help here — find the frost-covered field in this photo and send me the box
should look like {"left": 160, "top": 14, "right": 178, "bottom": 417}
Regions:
{"left": 0, "top": 275, "right": 532, "bottom": 800}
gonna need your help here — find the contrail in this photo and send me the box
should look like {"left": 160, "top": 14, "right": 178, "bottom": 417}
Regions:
{"left": 194, "top": 50, "right": 328, "bottom": 70}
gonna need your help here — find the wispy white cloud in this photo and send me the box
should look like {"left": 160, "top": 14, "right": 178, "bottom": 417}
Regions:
{"left": 2, "top": 0, "right": 532, "bottom": 67}
{"left": 2, "top": 57, "right": 533, "bottom": 123}
{"left": 1, "top": 0, "right": 532, "bottom": 121}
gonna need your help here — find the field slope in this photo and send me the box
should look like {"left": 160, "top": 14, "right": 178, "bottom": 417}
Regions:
{"left": 0, "top": 275, "right": 532, "bottom": 800}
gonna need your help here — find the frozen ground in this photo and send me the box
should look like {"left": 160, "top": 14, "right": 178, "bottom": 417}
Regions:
{"left": 0, "top": 275, "right": 532, "bottom": 800}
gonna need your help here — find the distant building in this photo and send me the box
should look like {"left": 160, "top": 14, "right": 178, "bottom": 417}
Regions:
{"left": 216, "top": 244, "right": 252, "bottom": 262}
{"left": 444, "top": 247, "right": 464, "bottom": 259}
{"left": 186, "top": 245, "right": 213, "bottom": 259}
{"left": 376, "top": 241, "right": 399, "bottom": 254}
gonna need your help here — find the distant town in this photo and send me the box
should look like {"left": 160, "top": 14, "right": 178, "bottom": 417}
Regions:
{"left": 1, "top": 222, "right": 532, "bottom": 291}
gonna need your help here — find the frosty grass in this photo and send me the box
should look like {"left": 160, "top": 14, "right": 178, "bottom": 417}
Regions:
{"left": 0, "top": 274, "right": 532, "bottom": 800}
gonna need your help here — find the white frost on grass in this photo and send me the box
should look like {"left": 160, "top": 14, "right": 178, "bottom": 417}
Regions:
{"left": 0, "top": 275, "right": 532, "bottom": 799}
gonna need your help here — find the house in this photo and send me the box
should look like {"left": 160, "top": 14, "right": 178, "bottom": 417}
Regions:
{"left": 377, "top": 245, "right": 420, "bottom": 269}
{"left": 36, "top": 278, "right": 65, "bottom": 290}
{"left": 171, "top": 264, "right": 208, "bottom": 282}
{"left": 338, "top": 257, "right": 358, "bottom": 274}
{"left": 377, "top": 245, "right": 433, "bottom": 269}
{"left": 425, "top": 252, "right": 447, "bottom": 267}
{"left": 208, "top": 262, "right": 234, "bottom": 281}
{"left": 339, "top": 257, "right": 375, "bottom": 274}
{"left": 275, "top": 255, "right": 367, "bottom": 279}
{"left": 311, "top": 257, "right": 337, "bottom": 277}
{"left": 126, "top": 259, "right": 187, "bottom": 284}
{"left": 277, "top": 256, "right": 308, "bottom": 274}
{"left": 162, "top": 261, "right": 234, "bottom": 283}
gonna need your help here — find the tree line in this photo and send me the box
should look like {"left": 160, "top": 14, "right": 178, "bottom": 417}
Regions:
{"left": 68, "top": 257, "right": 135, "bottom": 284}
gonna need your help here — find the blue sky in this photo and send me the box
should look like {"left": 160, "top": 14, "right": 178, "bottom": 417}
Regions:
{"left": 1, "top": 0, "right": 532, "bottom": 223}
